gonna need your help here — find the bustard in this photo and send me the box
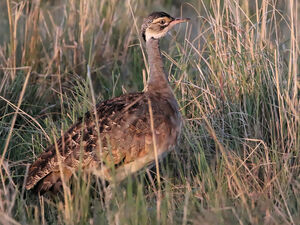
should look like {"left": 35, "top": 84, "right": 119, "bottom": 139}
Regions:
{"left": 25, "top": 12, "right": 189, "bottom": 193}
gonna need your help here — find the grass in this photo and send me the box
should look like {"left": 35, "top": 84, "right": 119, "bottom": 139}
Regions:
{"left": 0, "top": 0, "right": 299, "bottom": 224}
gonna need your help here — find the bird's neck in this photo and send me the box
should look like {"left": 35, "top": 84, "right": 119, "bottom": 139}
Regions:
{"left": 146, "top": 38, "right": 171, "bottom": 94}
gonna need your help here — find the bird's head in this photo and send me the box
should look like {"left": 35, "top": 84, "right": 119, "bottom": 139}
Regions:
{"left": 141, "top": 12, "right": 189, "bottom": 42}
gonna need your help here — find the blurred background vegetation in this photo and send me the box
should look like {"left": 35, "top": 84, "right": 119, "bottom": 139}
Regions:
{"left": 0, "top": 0, "right": 299, "bottom": 224}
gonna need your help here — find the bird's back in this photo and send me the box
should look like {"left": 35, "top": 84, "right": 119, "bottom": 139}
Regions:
{"left": 25, "top": 91, "right": 181, "bottom": 193}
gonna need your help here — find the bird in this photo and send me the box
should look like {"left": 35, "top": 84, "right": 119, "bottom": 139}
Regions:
{"left": 25, "top": 11, "right": 189, "bottom": 194}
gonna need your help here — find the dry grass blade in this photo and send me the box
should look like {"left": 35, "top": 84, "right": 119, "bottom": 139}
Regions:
{"left": 0, "top": 67, "right": 31, "bottom": 168}
{"left": 0, "top": 0, "right": 298, "bottom": 224}
{"left": 147, "top": 98, "right": 161, "bottom": 223}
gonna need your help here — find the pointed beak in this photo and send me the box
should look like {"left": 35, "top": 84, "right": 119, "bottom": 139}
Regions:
{"left": 166, "top": 18, "right": 190, "bottom": 31}
{"left": 171, "top": 18, "right": 190, "bottom": 25}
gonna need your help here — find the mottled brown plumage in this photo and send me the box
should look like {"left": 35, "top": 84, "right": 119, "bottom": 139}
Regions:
{"left": 25, "top": 11, "right": 189, "bottom": 193}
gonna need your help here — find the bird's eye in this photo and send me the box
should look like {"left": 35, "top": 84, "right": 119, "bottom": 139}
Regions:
{"left": 160, "top": 20, "right": 165, "bottom": 24}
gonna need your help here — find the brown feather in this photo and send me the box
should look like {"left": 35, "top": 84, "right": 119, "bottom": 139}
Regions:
{"left": 26, "top": 92, "right": 181, "bottom": 192}
{"left": 26, "top": 11, "right": 186, "bottom": 194}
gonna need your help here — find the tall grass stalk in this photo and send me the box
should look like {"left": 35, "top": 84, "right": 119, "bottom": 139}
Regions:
{"left": 0, "top": 0, "right": 298, "bottom": 224}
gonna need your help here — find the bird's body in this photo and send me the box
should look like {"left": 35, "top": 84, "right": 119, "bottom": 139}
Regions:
{"left": 25, "top": 12, "right": 188, "bottom": 193}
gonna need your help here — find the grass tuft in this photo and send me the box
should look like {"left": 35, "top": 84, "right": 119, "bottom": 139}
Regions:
{"left": 0, "top": 0, "right": 299, "bottom": 224}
